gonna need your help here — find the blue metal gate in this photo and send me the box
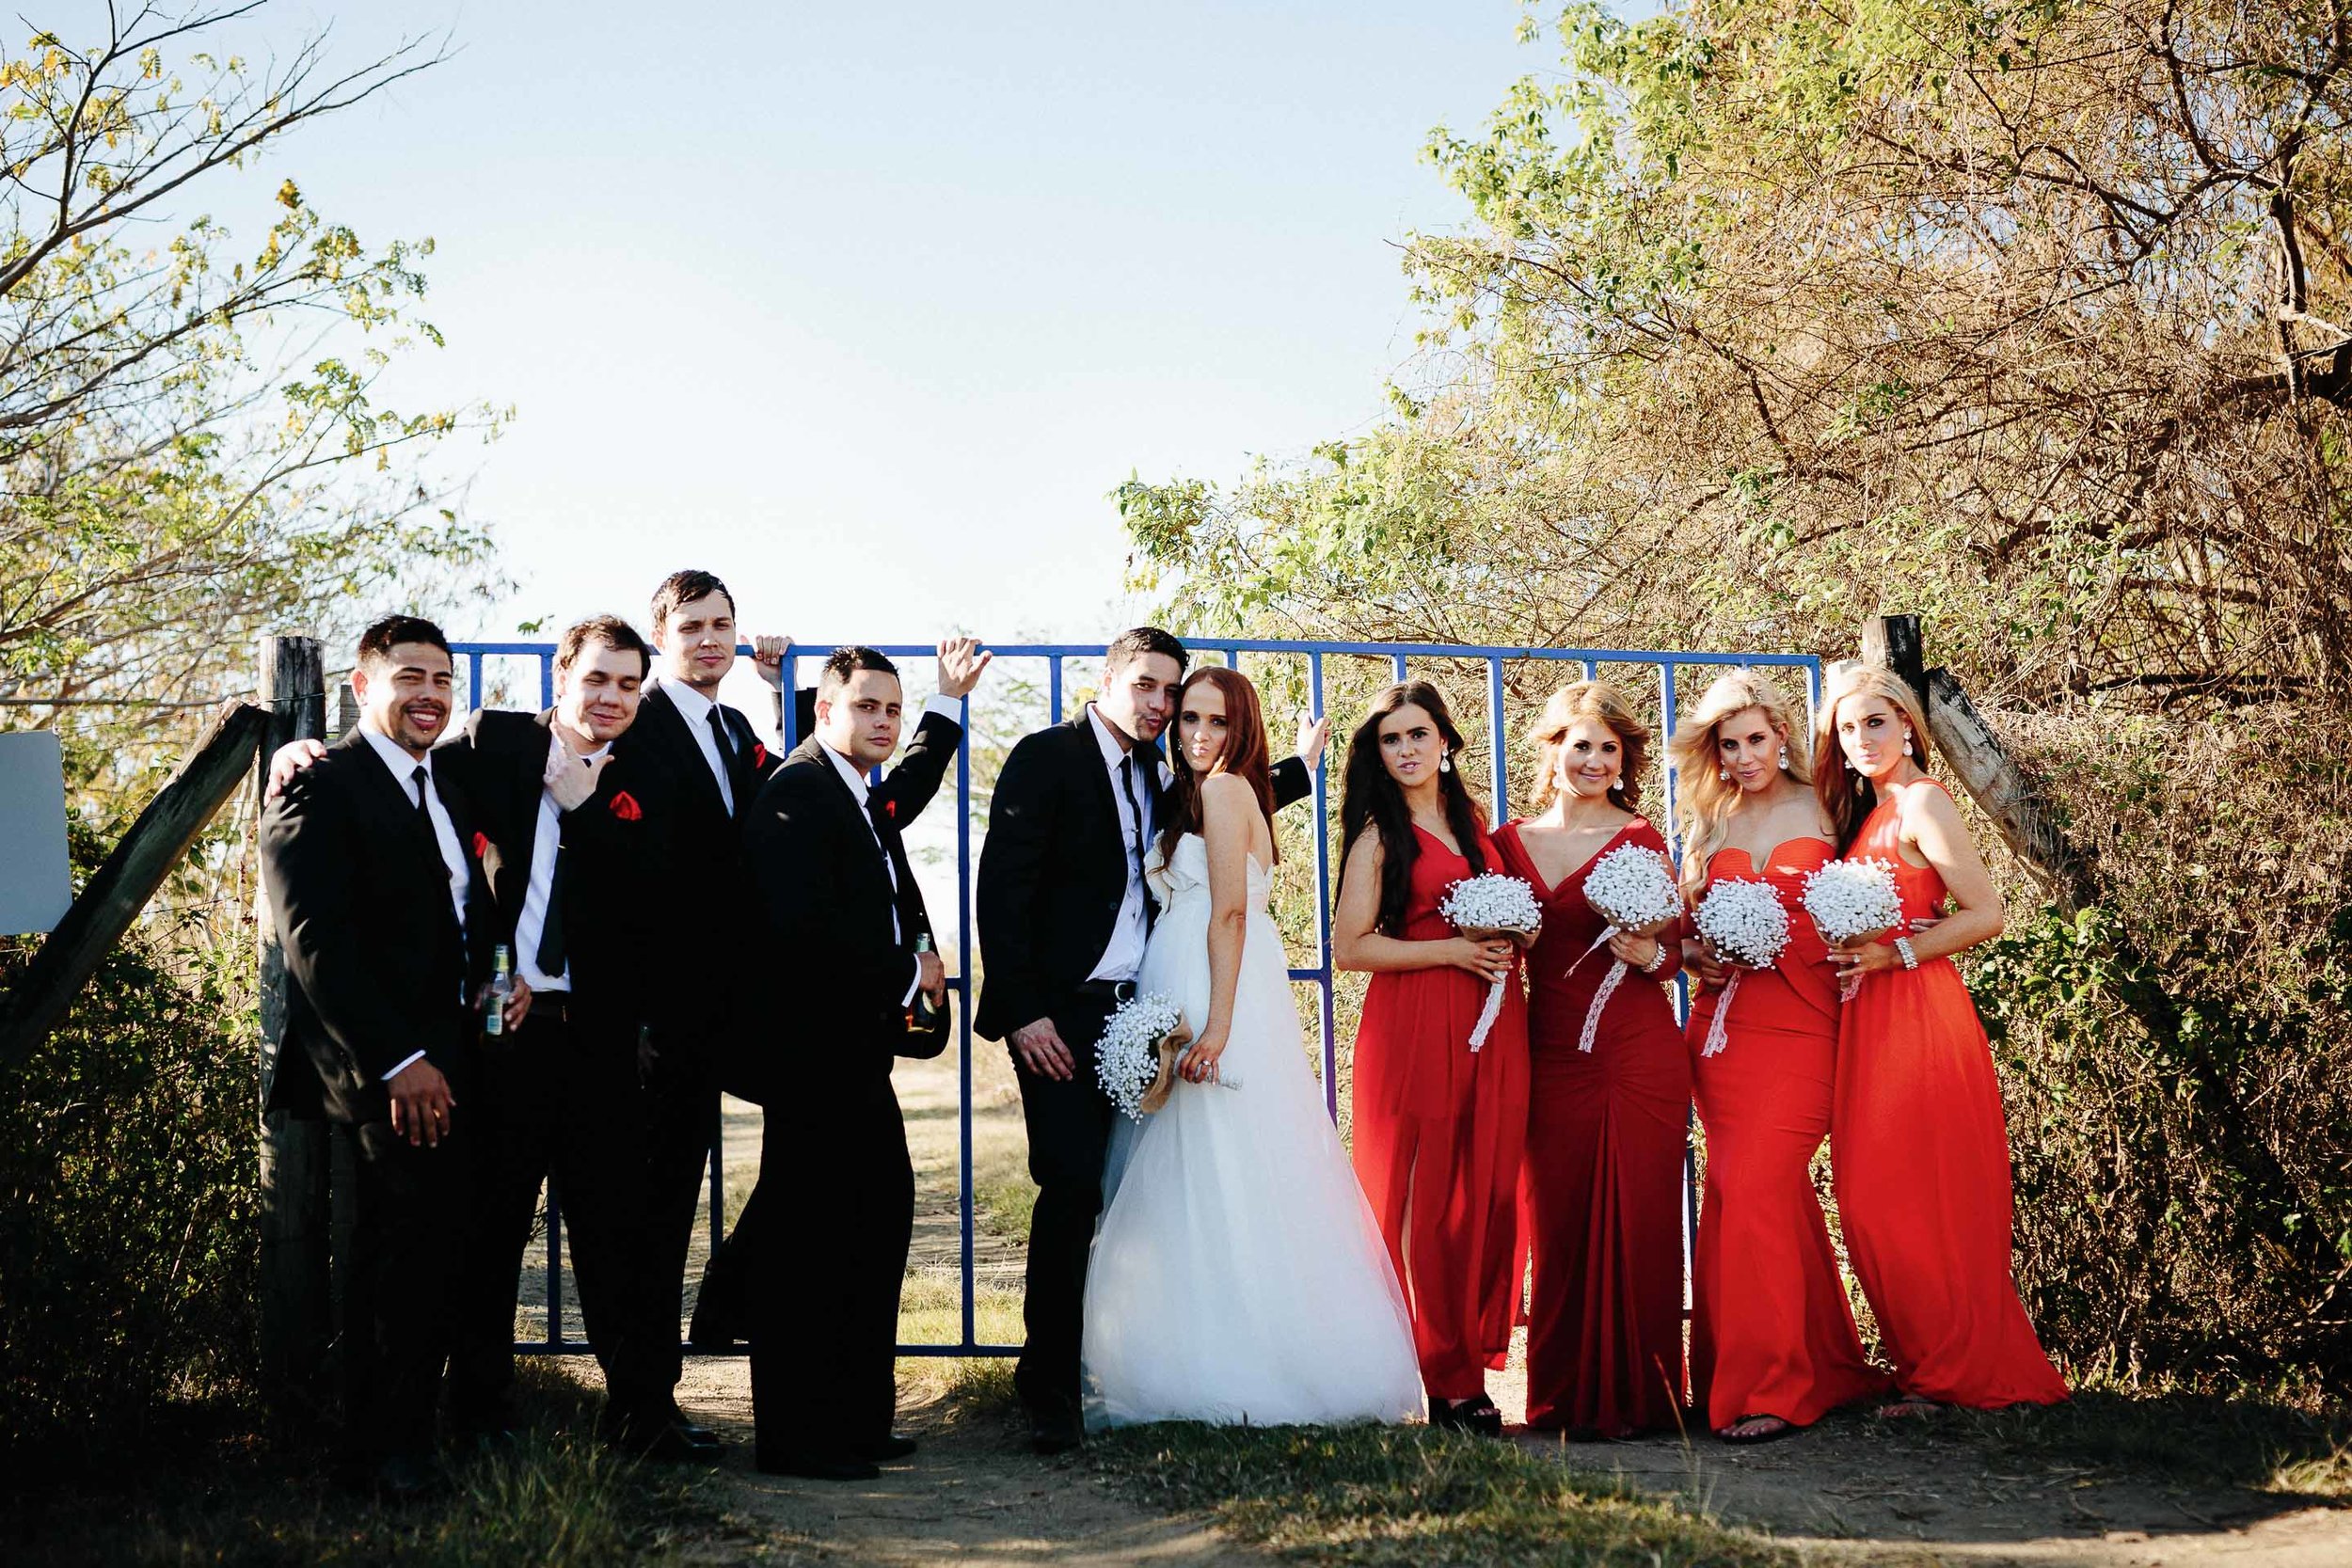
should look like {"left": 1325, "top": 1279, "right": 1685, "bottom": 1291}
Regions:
{"left": 450, "top": 638, "right": 1820, "bottom": 1358}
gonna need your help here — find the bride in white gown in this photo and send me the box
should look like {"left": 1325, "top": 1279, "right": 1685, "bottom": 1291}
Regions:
{"left": 1082, "top": 667, "right": 1422, "bottom": 1431}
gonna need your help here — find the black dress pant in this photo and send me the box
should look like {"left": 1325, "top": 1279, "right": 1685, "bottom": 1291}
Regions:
{"left": 642, "top": 1046, "right": 722, "bottom": 1392}
{"left": 1008, "top": 994, "right": 1116, "bottom": 1418}
{"left": 346, "top": 1085, "right": 471, "bottom": 1462}
{"left": 749, "top": 1071, "right": 914, "bottom": 1462}
{"left": 448, "top": 1007, "right": 665, "bottom": 1421}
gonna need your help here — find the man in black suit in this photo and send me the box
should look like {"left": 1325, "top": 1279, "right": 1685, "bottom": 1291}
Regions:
{"left": 432, "top": 615, "right": 716, "bottom": 1461}
{"left": 739, "top": 644, "right": 977, "bottom": 1479}
{"left": 975, "top": 627, "right": 1323, "bottom": 1453}
{"left": 259, "top": 615, "right": 524, "bottom": 1496}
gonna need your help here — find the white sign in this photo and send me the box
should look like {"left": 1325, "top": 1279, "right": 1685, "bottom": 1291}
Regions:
{"left": 0, "top": 730, "right": 72, "bottom": 934}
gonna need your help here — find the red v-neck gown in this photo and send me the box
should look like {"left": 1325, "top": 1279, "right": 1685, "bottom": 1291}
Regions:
{"left": 1350, "top": 824, "right": 1531, "bottom": 1402}
{"left": 1495, "top": 817, "right": 1691, "bottom": 1434}
{"left": 1685, "top": 839, "right": 1889, "bottom": 1430}
{"left": 1833, "top": 783, "right": 2068, "bottom": 1408}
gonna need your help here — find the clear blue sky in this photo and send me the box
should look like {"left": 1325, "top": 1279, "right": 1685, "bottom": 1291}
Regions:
{"left": 198, "top": 4, "right": 1557, "bottom": 664}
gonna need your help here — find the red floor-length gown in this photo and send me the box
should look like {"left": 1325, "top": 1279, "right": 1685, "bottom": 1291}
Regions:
{"left": 1351, "top": 823, "right": 1530, "bottom": 1402}
{"left": 1495, "top": 817, "right": 1690, "bottom": 1434}
{"left": 1685, "top": 837, "right": 1890, "bottom": 1431}
{"left": 1833, "top": 782, "right": 2068, "bottom": 1408}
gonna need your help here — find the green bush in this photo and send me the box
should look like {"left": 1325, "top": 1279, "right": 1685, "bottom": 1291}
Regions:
{"left": 0, "top": 827, "right": 262, "bottom": 1477}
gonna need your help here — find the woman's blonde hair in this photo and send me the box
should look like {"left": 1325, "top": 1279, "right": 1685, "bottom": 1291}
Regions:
{"left": 1669, "top": 670, "right": 1814, "bottom": 893}
{"left": 1813, "top": 661, "right": 1934, "bottom": 851}
{"left": 1530, "top": 680, "right": 1650, "bottom": 813}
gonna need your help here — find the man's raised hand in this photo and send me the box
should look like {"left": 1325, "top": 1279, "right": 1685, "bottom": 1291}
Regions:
{"left": 542, "top": 732, "right": 612, "bottom": 811}
{"left": 1294, "top": 712, "right": 1333, "bottom": 773}
{"left": 751, "top": 633, "right": 793, "bottom": 689}
{"left": 265, "top": 737, "right": 330, "bottom": 800}
{"left": 935, "top": 636, "right": 992, "bottom": 701}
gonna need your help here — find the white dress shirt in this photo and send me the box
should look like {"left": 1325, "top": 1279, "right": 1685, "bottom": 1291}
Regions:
{"left": 821, "top": 739, "right": 926, "bottom": 1006}
{"left": 656, "top": 673, "right": 737, "bottom": 816}
{"left": 516, "top": 736, "right": 612, "bottom": 994}
{"left": 1084, "top": 704, "right": 1156, "bottom": 984}
{"left": 358, "top": 724, "right": 470, "bottom": 1080}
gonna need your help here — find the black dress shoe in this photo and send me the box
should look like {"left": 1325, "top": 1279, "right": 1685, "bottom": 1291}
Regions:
{"left": 850, "top": 1433, "right": 918, "bottom": 1461}
{"left": 372, "top": 1452, "right": 438, "bottom": 1499}
{"left": 662, "top": 1402, "right": 722, "bottom": 1449}
{"left": 1026, "top": 1404, "right": 1084, "bottom": 1456}
{"left": 602, "top": 1412, "right": 721, "bottom": 1465}
{"left": 756, "top": 1450, "right": 881, "bottom": 1481}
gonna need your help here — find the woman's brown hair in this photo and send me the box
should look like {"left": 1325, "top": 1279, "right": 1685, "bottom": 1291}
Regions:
{"left": 1157, "top": 665, "right": 1277, "bottom": 868}
{"left": 1529, "top": 679, "right": 1650, "bottom": 814}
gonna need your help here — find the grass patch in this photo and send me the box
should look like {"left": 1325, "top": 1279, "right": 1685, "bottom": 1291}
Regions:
{"left": 1946, "top": 1385, "right": 2352, "bottom": 1498}
{"left": 973, "top": 1166, "right": 1037, "bottom": 1243}
{"left": 1091, "top": 1421, "right": 1791, "bottom": 1567}
{"left": 8, "top": 1362, "right": 703, "bottom": 1568}
{"left": 897, "top": 1269, "right": 1025, "bottom": 1421}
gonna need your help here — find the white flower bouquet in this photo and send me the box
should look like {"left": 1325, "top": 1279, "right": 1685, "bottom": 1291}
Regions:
{"left": 1691, "top": 878, "right": 1791, "bottom": 1058}
{"left": 1567, "top": 843, "right": 1684, "bottom": 1053}
{"left": 1095, "top": 990, "right": 1240, "bottom": 1120}
{"left": 1440, "top": 873, "right": 1542, "bottom": 1052}
{"left": 1801, "top": 857, "right": 1905, "bottom": 1002}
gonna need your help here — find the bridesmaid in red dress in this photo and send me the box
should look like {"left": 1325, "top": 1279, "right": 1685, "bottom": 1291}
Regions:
{"left": 1493, "top": 680, "right": 1691, "bottom": 1437}
{"left": 1335, "top": 680, "right": 1529, "bottom": 1434}
{"left": 1816, "top": 663, "right": 2068, "bottom": 1414}
{"left": 1673, "top": 671, "right": 1890, "bottom": 1442}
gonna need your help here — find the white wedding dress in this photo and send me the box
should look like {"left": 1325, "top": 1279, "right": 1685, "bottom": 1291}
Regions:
{"left": 1081, "top": 832, "right": 1423, "bottom": 1431}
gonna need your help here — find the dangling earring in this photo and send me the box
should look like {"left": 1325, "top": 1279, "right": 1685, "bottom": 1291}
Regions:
{"left": 1438, "top": 752, "right": 1452, "bottom": 774}
{"left": 1901, "top": 736, "right": 1914, "bottom": 756}
{"left": 1778, "top": 746, "right": 1788, "bottom": 770}
{"left": 1717, "top": 767, "right": 1728, "bottom": 782}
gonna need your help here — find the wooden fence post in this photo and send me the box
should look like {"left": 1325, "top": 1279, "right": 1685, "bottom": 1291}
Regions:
{"left": 1860, "top": 614, "right": 2099, "bottom": 914}
{"left": 256, "top": 635, "right": 333, "bottom": 1415}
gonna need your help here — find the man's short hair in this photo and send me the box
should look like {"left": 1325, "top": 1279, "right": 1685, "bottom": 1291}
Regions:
{"left": 356, "top": 614, "right": 452, "bottom": 671}
{"left": 1104, "top": 626, "right": 1187, "bottom": 677}
{"left": 817, "top": 645, "right": 899, "bottom": 700}
{"left": 648, "top": 569, "right": 735, "bottom": 632}
{"left": 555, "top": 614, "right": 652, "bottom": 677}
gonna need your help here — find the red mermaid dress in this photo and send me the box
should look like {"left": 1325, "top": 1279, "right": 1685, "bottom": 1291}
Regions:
{"left": 1350, "top": 825, "right": 1531, "bottom": 1402}
{"left": 1832, "top": 782, "right": 2069, "bottom": 1408}
{"left": 1685, "top": 838, "right": 1890, "bottom": 1430}
{"left": 1495, "top": 817, "right": 1692, "bottom": 1434}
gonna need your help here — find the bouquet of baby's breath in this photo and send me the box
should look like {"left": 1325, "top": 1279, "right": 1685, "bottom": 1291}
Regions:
{"left": 1095, "top": 990, "right": 1239, "bottom": 1119}
{"left": 1801, "top": 857, "right": 1904, "bottom": 1002}
{"left": 1692, "top": 879, "right": 1790, "bottom": 1058}
{"left": 1567, "top": 843, "right": 1683, "bottom": 1053}
{"left": 1440, "top": 874, "right": 1542, "bottom": 1052}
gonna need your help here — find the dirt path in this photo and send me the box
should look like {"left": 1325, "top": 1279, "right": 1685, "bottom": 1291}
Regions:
{"left": 610, "top": 1050, "right": 2351, "bottom": 1566}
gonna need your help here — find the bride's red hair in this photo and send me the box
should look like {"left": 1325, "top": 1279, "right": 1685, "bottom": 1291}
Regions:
{"left": 1157, "top": 665, "right": 1278, "bottom": 868}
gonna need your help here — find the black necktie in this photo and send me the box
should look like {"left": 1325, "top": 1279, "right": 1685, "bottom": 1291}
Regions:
{"left": 409, "top": 766, "right": 433, "bottom": 827}
{"left": 536, "top": 835, "right": 569, "bottom": 977}
{"left": 1118, "top": 754, "right": 1149, "bottom": 892}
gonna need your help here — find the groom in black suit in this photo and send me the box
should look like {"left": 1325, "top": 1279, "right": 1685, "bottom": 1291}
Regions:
{"left": 259, "top": 615, "right": 519, "bottom": 1496}
{"left": 976, "top": 626, "right": 1319, "bottom": 1453}
{"left": 739, "top": 644, "right": 977, "bottom": 1479}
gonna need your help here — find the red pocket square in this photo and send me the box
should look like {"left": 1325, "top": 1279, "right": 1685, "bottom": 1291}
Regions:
{"left": 752, "top": 742, "right": 769, "bottom": 768}
{"left": 610, "top": 790, "right": 644, "bottom": 821}
{"left": 470, "top": 832, "right": 489, "bottom": 860}
{"left": 883, "top": 799, "right": 898, "bottom": 821}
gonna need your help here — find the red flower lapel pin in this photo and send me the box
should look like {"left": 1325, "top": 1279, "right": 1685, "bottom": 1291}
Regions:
{"left": 470, "top": 831, "right": 489, "bottom": 861}
{"left": 610, "top": 790, "right": 644, "bottom": 821}
{"left": 883, "top": 799, "right": 898, "bottom": 821}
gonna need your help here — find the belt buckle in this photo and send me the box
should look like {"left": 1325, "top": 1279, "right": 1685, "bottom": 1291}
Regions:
{"left": 1112, "top": 980, "right": 1137, "bottom": 1005}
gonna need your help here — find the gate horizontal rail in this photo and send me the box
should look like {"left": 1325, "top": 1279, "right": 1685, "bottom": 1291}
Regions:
{"left": 449, "top": 638, "right": 1820, "bottom": 1357}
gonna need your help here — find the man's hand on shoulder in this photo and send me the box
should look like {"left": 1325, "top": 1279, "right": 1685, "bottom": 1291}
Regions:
{"left": 265, "top": 737, "right": 330, "bottom": 800}
{"left": 543, "top": 734, "right": 612, "bottom": 812}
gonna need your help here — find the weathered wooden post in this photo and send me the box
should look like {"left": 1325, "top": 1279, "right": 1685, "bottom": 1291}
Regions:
{"left": 256, "top": 635, "right": 333, "bottom": 1416}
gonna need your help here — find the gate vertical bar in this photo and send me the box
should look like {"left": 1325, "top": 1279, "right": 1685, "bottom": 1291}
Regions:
{"left": 1659, "top": 661, "right": 1699, "bottom": 1312}
{"left": 1486, "top": 657, "right": 1508, "bottom": 820}
{"left": 957, "top": 706, "right": 977, "bottom": 1351}
{"left": 1309, "top": 652, "right": 1336, "bottom": 1114}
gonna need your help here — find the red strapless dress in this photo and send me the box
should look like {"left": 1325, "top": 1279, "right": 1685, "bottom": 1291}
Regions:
{"left": 1496, "top": 817, "right": 1691, "bottom": 1434}
{"left": 1832, "top": 783, "right": 2068, "bottom": 1408}
{"left": 1350, "top": 824, "right": 1530, "bottom": 1401}
{"left": 1686, "top": 838, "right": 1889, "bottom": 1430}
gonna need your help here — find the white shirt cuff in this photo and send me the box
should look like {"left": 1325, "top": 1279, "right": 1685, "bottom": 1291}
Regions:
{"left": 382, "top": 1049, "right": 427, "bottom": 1082}
{"left": 922, "top": 694, "right": 963, "bottom": 725}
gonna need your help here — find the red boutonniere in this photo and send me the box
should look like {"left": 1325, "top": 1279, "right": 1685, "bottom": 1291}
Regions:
{"left": 610, "top": 791, "right": 644, "bottom": 822}
{"left": 470, "top": 832, "right": 489, "bottom": 861}
{"left": 883, "top": 799, "right": 898, "bottom": 821}
{"left": 752, "top": 742, "right": 769, "bottom": 769}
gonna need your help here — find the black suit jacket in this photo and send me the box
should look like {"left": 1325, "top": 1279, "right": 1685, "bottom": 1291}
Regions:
{"left": 740, "top": 715, "right": 961, "bottom": 1099}
{"left": 260, "top": 728, "right": 497, "bottom": 1122}
{"left": 974, "top": 712, "right": 1310, "bottom": 1041}
{"left": 435, "top": 706, "right": 665, "bottom": 1039}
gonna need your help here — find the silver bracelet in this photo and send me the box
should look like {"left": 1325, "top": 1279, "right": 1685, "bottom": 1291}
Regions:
{"left": 1894, "top": 936, "right": 1918, "bottom": 971}
{"left": 1642, "top": 942, "right": 1668, "bottom": 975}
